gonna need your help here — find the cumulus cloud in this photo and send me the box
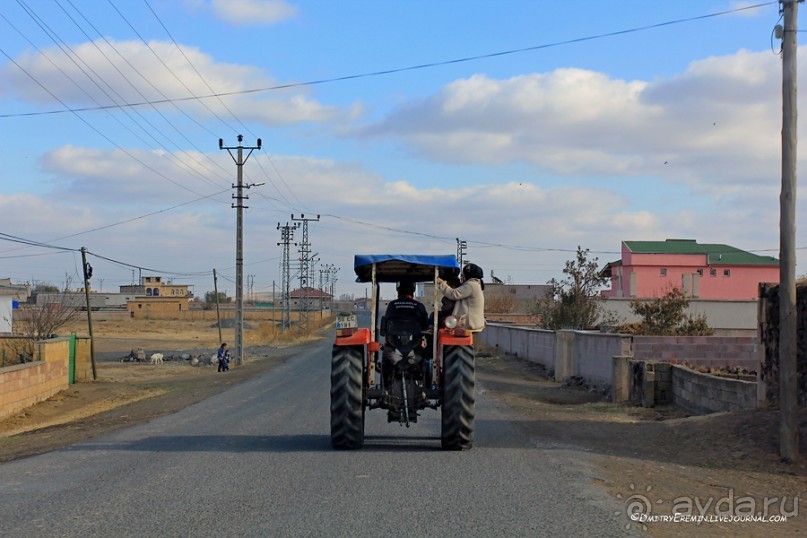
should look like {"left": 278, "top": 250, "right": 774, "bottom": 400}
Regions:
{"left": 210, "top": 0, "right": 297, "bottom": 25}
{"left": 1, "top": 39, "right": 342, "bottom": 125}
{"left": 360, "top": 48, "right": 791, "bottom": 198}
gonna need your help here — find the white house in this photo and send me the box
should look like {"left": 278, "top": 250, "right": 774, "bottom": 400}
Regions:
{"left": 0, "top": 287, "right": 16, "bottom": 333}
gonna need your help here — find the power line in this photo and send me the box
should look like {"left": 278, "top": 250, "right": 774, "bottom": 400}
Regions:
{"left": 0, "top": 2, "right": 775, "bottom": 119}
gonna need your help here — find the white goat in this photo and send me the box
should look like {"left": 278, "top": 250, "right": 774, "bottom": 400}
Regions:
{"left": 149, "top": 352, "right": 164, "bottom": 365}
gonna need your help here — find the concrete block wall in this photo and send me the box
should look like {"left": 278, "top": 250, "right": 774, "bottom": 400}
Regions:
{"left": 74, "top": 336, "right": 93, "bottom": 382}
{"left": 483, "top": 323, "right": 762, "bottom": 414}
{"left": 632, "top": 336, "right": 761, "bottom": 372}
{"left": 570, "top": 331, "right": 632, "bottom": 386}
{"left": 670, "top": 364, "right": 757, "bottom": 414}
{"left": 0, "top": 337, "right": 70, "bottom": 421}
{"left": 0, "top": 336, "right": 34, "bottom": 366}
{"left": 480, "top": 324, "right": 629, "bottom": 386}
{"left": 646, "top": 362, "right": 672, "bottom": 404}
{"left": 478, "top": 324, "right": 555, "bottom": 370}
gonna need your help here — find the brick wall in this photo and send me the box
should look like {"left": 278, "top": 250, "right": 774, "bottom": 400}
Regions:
{"left": 0, "top": 337, "right": 70, "bottom": 421}
{"left": 631, "top": 335, "right": 761, "bottom": 372}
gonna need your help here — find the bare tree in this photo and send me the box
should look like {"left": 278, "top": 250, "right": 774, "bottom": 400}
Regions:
{"left": 15, "top": 288, "right": 83, "bottom": 344}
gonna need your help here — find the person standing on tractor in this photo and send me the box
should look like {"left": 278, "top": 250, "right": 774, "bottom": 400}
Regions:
{"left": 437, "top": 263, "right": 486, "bottom": 331}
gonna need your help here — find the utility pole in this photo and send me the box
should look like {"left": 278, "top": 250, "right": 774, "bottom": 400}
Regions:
{"left": 213, "top": 269, "right": 222, "bottom": 345}
{"left": 80, "top": 247, "right": 97, "bottom": 380}
{"left": 330, "top": 266, "right": 339, "bottom": 305}
{"left": 220, "top": 135, "right": 263, "bottom": 367}
{"left": 292, "top": 214, "right": 320, "bottom": 335}
{"left": 779, "top": 0, "right": 800, "bottom": 463}
{"left": 277, "top": 222, "right": 298, "bottom": 332}
{"left": 319, "top": 267, "right": 325, "bottom": 316}
{"left": 456, "top": 238, "right": 467, "bottom": 268}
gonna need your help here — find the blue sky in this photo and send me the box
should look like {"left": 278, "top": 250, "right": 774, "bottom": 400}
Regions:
{"left": 0, "top": 0, "right": 800, "bottom": 299}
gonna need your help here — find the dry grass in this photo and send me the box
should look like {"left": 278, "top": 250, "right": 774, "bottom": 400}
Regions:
{"left": 54, "top": 312, "right": 334, "bottom": 355}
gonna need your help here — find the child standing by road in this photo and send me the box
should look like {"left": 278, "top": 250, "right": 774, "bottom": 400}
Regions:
{"left": 217, "top": 342, "right": 230, "bottom": 372}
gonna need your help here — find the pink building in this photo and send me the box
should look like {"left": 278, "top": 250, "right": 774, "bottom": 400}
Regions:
{"left": 600, "top": 239, "right": 779, "bottom": 300}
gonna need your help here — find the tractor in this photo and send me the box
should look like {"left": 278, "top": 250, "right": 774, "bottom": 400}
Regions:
{"left": 330, "top": 254, "right": 476, "bottom": 450}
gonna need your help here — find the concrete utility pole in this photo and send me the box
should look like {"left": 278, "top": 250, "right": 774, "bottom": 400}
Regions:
{"left": 220, "top": 135, "right": 263, "bottom": 366}
{"left": 779, "top": 0, "right": 800, "bottom": 463}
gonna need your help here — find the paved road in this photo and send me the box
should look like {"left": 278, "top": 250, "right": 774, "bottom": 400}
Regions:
{"left": 0, "top": 336, "right": 636, "bottom": 537}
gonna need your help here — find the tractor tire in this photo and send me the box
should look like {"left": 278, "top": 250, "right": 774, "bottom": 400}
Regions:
{"left": 330, "top": 345, "right": 365, "bottom": 449}
{"left": 440, "top": 345, "right": 475, "bottom": 450}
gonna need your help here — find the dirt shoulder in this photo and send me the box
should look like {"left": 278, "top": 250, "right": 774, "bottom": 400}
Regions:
{"left": 2, "top": 321, "right": 805, "bottom": 537}
{"left": 476, "top": 351, "right": 806, "bottom": 537}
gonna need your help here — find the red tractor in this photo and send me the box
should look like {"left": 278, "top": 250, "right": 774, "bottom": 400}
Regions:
{"left": 330, "top": 255, "right": 476, "bottom": 450}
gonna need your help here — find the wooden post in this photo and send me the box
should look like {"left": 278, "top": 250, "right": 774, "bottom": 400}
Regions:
{"left": 80, "top": 247, "right": 97, "bottom": 381}
{"left": 779, "top": 0, "right": 799, "bottom": 463}
{"left": 213, "top": 269, "right": 222, "bottom": 345}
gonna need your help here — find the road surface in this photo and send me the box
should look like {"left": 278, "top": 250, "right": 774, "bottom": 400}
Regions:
{"left": 0, "top": 335, "right": 637, "bottom": 537}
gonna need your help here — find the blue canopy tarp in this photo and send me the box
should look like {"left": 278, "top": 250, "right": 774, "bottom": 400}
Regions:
{"left": 353, "top": 254, "right": 460, "bottom": 283}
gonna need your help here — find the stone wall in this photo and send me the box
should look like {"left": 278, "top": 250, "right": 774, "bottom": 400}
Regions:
{"left": 758, "top": 283, "right": 807, "bottom": 406}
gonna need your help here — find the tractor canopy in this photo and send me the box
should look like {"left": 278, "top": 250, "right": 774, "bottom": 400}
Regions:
{"left": 353, "top": 254, "right": 460, "bottom": 283}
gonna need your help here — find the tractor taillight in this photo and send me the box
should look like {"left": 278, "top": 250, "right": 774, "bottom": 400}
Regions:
{"left": 336, "top": 328, "right": 356, "bottom": 337}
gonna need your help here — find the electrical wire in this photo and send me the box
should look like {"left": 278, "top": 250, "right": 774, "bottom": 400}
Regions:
{"left": 4, "top": 4, "right": 227, "bottom": 192}
{"left": 0, "top": 1, "right": 776, "bottom": 119}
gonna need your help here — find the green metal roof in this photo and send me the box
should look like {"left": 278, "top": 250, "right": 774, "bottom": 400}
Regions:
{"left": 624, "top": 239, "right": 779, "bottom": 266}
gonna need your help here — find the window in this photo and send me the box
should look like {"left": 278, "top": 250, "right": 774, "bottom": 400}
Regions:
{"left": 660, "top": 268, "right": 667, "bottom": 276}
{"left": 709, "top": 268, "right": 716, "bottom": 277}
{"left": 696, "top": 269, "right": 704, "bottom": 276}
{"left": 724, "top": 269, "right": 731, "bottom": 277}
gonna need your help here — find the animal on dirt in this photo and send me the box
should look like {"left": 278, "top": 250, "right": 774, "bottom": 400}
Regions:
{"left": 149, "top": 353, "right": 164, "bottom": 365}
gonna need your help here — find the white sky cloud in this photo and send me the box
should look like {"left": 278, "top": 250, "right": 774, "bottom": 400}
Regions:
{"left": 361, "top": 48, "right": 785, "bottom": 199}
{"left": 1, "top": 39, "right": 339, "bottom": 125}
{"left": 209, "top": 0, "right": 298, "bottom": 25}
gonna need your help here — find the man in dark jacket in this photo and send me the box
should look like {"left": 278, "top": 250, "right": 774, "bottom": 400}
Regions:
{"left": 381, "top": 280, "right": 428, "bottom": 381}
{"left": 384, "top": 280, "right": 428, "bottom": 332}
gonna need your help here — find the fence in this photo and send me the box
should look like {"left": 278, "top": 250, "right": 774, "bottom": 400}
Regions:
{"left": 479, "top": 323, "right": 763, "bottom": 413}
{"left": 0, "top": 335, "right": 92, "bottom": 421}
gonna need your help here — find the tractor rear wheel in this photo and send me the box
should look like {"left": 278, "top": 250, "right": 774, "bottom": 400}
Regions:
{"left": 440, "top": 345, "right": 475, "bottom": 450}
{"left": 330, "top": 345, "right": 365, "bottom": 449}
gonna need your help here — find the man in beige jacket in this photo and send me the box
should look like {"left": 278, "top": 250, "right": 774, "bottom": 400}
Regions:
{"left": 437, "top": 263, "right": 486, "bottom": 331}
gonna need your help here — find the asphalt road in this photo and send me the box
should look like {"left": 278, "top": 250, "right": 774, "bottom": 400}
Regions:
{"left": 0, "top": 335, "right": 637, "bottom": 537}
